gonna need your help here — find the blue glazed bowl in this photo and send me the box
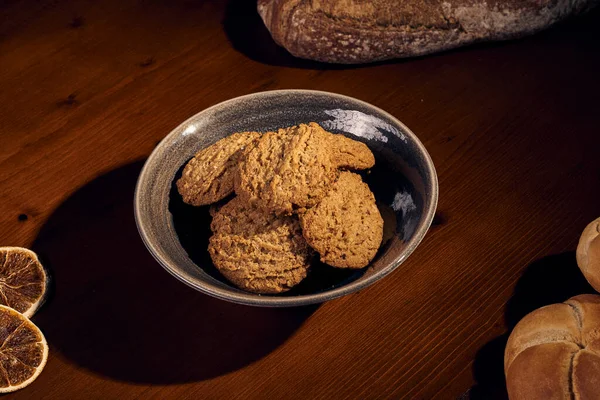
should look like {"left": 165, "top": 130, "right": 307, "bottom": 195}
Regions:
{"left": 134, "top": 90, "right": 438, "bottom": 307}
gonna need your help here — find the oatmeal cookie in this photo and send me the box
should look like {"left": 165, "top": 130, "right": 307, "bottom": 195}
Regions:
{"left": 328, "top": 134, "right": 375, "bottom": 170}
{"left": 208, "top": 197, "right": 312, "bottom": 293}
{"left": 235, "top": 123, "right": 338, "bottom": 215}
{"left": 176, "top": 131, "right": 260, "bottom": 206}
{"left": 300, "top": 172, "right": 383, "bottom": 268}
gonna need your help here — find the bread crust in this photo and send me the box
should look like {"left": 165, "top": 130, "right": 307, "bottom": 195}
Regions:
{"left": 504, "top": 294, "right": 600, "bottom": 399}
{"left": 576, "top": 217, "right": 600, "bottom": 292}
{"left": 258, "top": 0, "right": 597, "bottom": 63}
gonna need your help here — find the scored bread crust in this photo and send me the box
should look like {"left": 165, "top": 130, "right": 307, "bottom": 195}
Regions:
{"left": 504, "top": 294, "right": 600, "bottom": 400}
{"left": 576, "top": 217, "right": 600, "bottom": 292}
{"left": 257, "top": 0, "right": 596, "bottom": 64}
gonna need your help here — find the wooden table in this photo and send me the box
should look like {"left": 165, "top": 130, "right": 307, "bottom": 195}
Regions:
{"left": 2, "top": 1, "right": 599, "bottom": 398}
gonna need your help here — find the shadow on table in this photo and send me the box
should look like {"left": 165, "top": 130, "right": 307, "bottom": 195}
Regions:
{"left": 31, "top": 161, "right": 317, "bottom": 384}
{"left": 468, "top": 252, "right": 595, "bottom": 399}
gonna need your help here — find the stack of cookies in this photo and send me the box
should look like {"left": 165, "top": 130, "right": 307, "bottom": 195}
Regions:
{"left": 177, "top": 122, "right": 384, "bottom": 294}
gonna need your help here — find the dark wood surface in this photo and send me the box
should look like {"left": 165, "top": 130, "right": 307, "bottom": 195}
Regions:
{"left": 1, "top": 1, "right": 599, "bottom": 398}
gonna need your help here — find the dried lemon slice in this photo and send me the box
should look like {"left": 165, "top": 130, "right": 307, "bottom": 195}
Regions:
{"left": 0, "top": 248, "right": 48, "bottom": 318}
{"left": 0, "top": 305, "right": 48, "bottom": 393}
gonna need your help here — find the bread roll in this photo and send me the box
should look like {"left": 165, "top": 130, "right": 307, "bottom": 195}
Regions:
{"left": 504, "top": 294, "right": 600, "bottom": 399}
{"left": 257, "top": 0, "right": 597, "bottom": 64}
{"left": 577, "top": 217, "right": 600, "bottom": 292}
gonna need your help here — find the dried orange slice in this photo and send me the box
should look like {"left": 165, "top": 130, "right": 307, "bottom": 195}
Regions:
{"left": 0, "top": 247, "right": 48, "bottom": 318}
{"left": 0, "top": 305, "right": 48, "bottom": 393}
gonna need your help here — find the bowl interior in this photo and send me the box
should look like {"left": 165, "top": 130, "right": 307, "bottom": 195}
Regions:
{"left": 135, "top": 90, "right": 437, "bottom": 306}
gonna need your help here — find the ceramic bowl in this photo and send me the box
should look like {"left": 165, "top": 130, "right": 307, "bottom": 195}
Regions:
{"left": 134, "top": 90, "right": 438, "bottom": 307}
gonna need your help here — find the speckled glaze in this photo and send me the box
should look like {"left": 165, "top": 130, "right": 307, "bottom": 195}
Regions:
{"left": 134, "top": 90, "right": 438, "bottom": 307}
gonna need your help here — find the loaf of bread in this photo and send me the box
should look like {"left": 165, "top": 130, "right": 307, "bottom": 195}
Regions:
{"left": 258, "top": 0, "right": 597, "bottom": 63}
{"left": 504, "top": 294, "right": 600, "bottom": 399}
{"left": 577, "top": 217, "right": 600, "bottom": 292}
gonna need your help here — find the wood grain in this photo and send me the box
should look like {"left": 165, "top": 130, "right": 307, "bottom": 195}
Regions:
{"left": 1, "top": 0, "right": 599, "bottom": 398}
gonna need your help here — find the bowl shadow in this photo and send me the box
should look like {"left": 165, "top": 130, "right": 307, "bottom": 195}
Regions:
{"left": 31, "top": 161, "right": 318, "bottom": 384}
{"left": 468, "top": 252, "right": 595, "bottom": 399}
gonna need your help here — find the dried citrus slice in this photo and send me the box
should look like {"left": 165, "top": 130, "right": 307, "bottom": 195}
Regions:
{"left": 0, "top": 248, "right": 48, "bottom": 318}
{"left": 0, "top": 305, "right": 48, "bottom": 393}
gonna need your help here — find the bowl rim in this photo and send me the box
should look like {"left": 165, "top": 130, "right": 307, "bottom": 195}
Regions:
{"left": 134, "top": 89, "right": 438, "bottom": 307}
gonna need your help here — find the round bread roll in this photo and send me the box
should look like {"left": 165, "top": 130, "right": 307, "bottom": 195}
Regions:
{"left": 504, "top": 294, "right": 600, "bottom": 399}
{"left": 577, "top": 217, "right": 600, "bottom": 292}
